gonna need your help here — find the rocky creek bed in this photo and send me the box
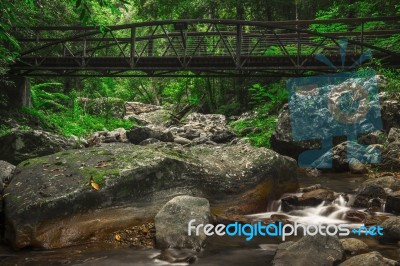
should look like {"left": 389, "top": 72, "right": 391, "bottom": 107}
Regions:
{"left": 0, "top": 91, "right": 400, "bottom": 265}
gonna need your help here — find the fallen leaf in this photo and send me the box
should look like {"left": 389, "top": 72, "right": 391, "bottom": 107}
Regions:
{"left": 91, "top": 181, "right": 100, "bottom": 191}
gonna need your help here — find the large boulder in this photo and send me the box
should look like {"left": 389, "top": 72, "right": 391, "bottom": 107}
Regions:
{"left": 381, "top": 142, "right": 400, "bottom": 171}
{"left": 339, "top": 251, "right": 398, "bottom": 266}
{"left": 385, "top": 191, "right": 400, "bottom": 215}
{"left": 272, "top": 235, "right": 345, "bottom": 266}
{"left": 379, "top": 217, "right": 400, "bottom": 243}
{"left": 352, "top": 184, "right": 386, "bottom": 208}
{"left": 381, "top": 100, "right": 400, "bottom": 132}
{"left": 127, "top": 126, "right": 174, "bottom": 144}
{"left": 0, "top": 130, "right": 83, "bottom": 164}
{"left": 269, "top": 104, "right": 321, "bottom": 159}
{"left": 155, "top": 195, "right": 210, "bottom": 250}
{"left": 4, "top": 142, "right": 298, "bottom": 249}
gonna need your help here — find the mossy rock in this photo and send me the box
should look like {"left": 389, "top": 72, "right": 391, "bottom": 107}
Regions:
{"left": 4, "top": 142, "right": 298, "bottom": 249}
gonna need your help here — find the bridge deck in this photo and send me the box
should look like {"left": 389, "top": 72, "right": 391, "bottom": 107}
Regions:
{"left": 11, "top": 17, "right": 400, "bottom": 77}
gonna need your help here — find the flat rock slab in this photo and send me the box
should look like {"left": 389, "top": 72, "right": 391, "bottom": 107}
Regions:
{"left": 4, "top": 142, "right": 298, "bottom": 249}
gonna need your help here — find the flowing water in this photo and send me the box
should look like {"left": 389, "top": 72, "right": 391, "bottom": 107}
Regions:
{"left": 1, "top": 171, "right": 400, "bottom": 265}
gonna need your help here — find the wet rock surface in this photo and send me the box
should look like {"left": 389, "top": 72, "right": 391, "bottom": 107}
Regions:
{"left": 379, "top": 216, "right": 400, "bottom": 243}
{"left": 339, "top": 251, "right": 399, "bottom": 266}
{"left": 4, "top": 142, "right": 298, "bottom": 249}
{"left": 272, "top": 235, "right": 345, "bottom": 266}
{"left": 340, "top": 238, "right": 369, "bottom": 256}
{"left": 155, "top": 195, "right": 210, "bottom": 250}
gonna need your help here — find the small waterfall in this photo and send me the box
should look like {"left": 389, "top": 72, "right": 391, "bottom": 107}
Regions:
{"left": 249, "top": 193, "right": 368, "bottom": 225}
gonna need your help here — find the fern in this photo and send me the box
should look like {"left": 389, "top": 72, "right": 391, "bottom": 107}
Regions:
{"left": 31, "top": 82, "right": 67, "bottom": 111}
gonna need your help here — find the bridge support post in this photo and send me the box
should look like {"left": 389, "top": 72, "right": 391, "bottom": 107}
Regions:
{"left": 2, "top": 76, "right": 31, "bottom": 109}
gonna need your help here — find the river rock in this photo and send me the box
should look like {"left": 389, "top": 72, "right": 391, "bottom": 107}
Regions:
{"left": 379, "top": 216, "right": 400, "bottom": 243}
{"left": 311, "top": 141, "right": 380, "bottom": 172}
{"left": 0, "top": 160, "right": 15, "bottom": 186}
{"left": 4, "top": 142, "right": 298, "bottom": 249}
{"left": 339, "top": 251, "right": 398, "bottom": 266}
{"left": 0, "top": 130, "right": 83, "bottom": 164}
{"left": 381, "top": 142, "right": 400, "bottom": 171}
{"left": 272, "top": 234, "right": 345, "bottom": 266}
{"left": 269, "top": 104, "right": 321, "bottom": 160}
{"left": 381, "top": 100, "right": 400, "bottom": 132}
{"left": 344, "top": 210, "right": 367, "bottom": 223}
{"left": 360, "top": 176, "right": 400, "bottom": 192}
{"left": 125, "top": 102, "right": 162, "bottom": 115}
{"left": 154, "top": 248, "right": 197, "bottom": 264}
{"left": 155, "top": 195, "right": 210, "bottom": 250}
{"left": 127, "top": 126, "right": 174, "bottom": 144}
{"left": 348, "top": 158, "right": 367, "bottom": 174}
{"left": 387, "top": 128, "right": 400, "bottom": 143}
{"left": 385, "top": 191, "right": 400, "bottom": 214}
{"left": 358, "top": 131, "right": 385, "bottom": 145}
{"left": 353, "top": 184, "right": 386, "bottom": 208}
{"left": 174, "top": 136, "right": 192, "bottom": 145}
{"left": 87, "top": 128, "right": 128, "bottom": 146}
{"left": 340, "top": 238, "right": 369, "bottom": 255}
{"left": 281, "top": 188, "right": 335, "bottom": 211}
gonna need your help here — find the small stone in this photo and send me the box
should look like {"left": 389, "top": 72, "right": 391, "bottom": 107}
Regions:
{"left": 340, "top": 238, "right": 368, "bottom": 255}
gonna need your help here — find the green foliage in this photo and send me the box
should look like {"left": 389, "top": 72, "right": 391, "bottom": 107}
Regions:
{"left": 248, "top": 81, "right": 288, "bottom": 114}
{"left": 31, "top": 83, "right": 68, "bottom": 111}
{"left": 231, "top": 115, "right": 278, "bottom": 148}
{"left": 25, "top": 82, "right": 132, "bottom": 137}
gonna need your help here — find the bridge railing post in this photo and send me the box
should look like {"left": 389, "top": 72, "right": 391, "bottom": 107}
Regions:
{"left": 130, "top": 26, "right": 136, "bottom": 67}
{"left": 236, "top": 24, "right": 242, "bottom": 68}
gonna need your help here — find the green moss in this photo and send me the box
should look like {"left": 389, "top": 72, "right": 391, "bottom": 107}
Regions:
{"left": 79, "top": 167, "right": 120, "bottom": 186}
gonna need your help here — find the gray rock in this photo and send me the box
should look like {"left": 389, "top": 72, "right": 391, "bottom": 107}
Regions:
{"left": 387, "top": 128, "right": 400, "bottom": 143}
{"left": 358, "top": 131, "right": 385, "bottom": 145}
{"left": 379, "top": 216, "right": 400, "bottom": 243}
{"left": 153, "top": 248, "right": 197, "bottom": 264}
{"left": 385, "top": 191, "right": 400, "bottom": 215}
{"left": 139, "top": 138, "right": 161, "bottom": 145}
{"left": 360, "top": 176, "right": 400, "bottom": 192}
{"left": 340, "top": 238, "right": 369, "bottom": 255}
{"left": 269, "top": 104, "right": 321, "bottom": 160}
{"left": 87, "top": 128, "right": 127, "bottom": 146}
{"left": 174, "top": 136, "right": 192, "bottom": 145}
{"left": 339, "top": 251, "right": 398, "bottom": 266}
{"left": 272, "top": 234, "right": 345, "bottom": 266}
{"left": 0, "top": 160, "right": 15, "bottom": 186}
{"left": 312, "top": 141, "right": 380, "bottom": 172}
{"left": 353, "top": 184, "right": 386, "bottom": 208}
{"left": 348, "top": 158, "right": 368, "bottom": 174}
{"left": 381, "top": 100, "right": 400, "bottom": 132}
{"left": 155, "top": 195, "right": 210, "bottom": 250}
{"left": 127, "top": 126, "right": 174, "bottom": 144}
{"left": 0, "top": 130, "right": 82, "bottom": 164}
{"left": 210, "top": 130, "right": 236, "bottom": 143}
{"left": 281, "top": 188, "right": 335, "bottom": 211}
{"left": 381, "top": 142, "right": 400, "bottom": 171}
{"left": 4, "top": 143, "right": 298, "bottom": 249}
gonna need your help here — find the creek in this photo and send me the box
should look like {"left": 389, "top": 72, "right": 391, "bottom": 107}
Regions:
{"left": 1, "top": 170, "right": 399, "bottom": 265}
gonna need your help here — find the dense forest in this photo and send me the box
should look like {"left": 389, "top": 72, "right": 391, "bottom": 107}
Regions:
{"left": 0, "top": 0, "right": 400, "bottom": 147}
